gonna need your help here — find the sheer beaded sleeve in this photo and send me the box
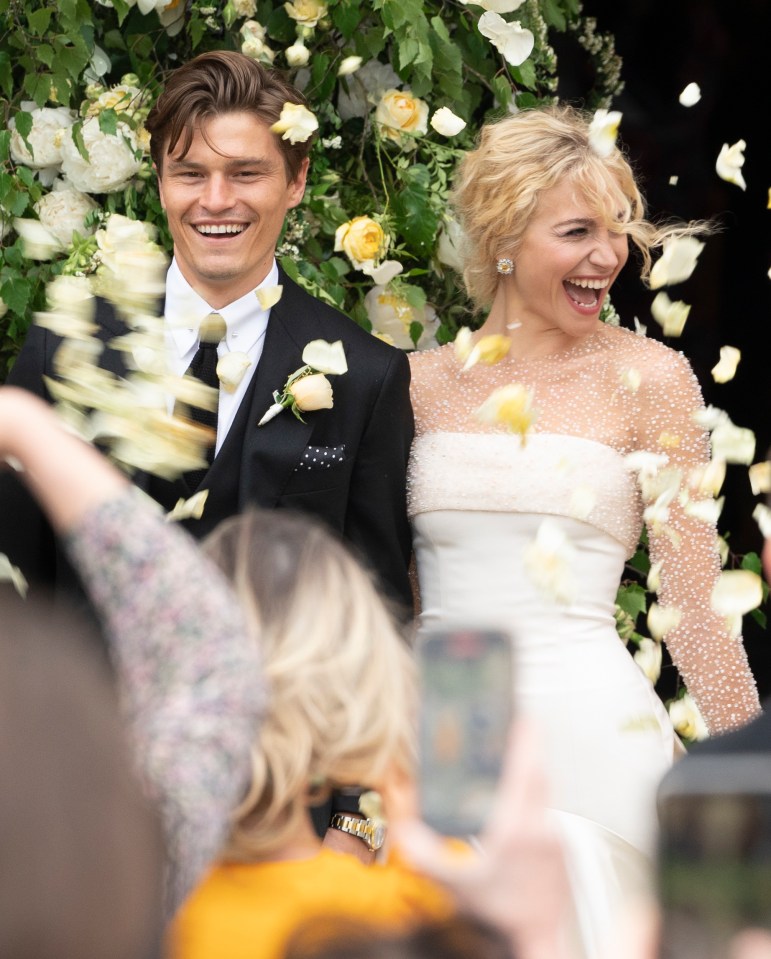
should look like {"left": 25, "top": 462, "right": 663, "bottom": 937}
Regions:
{"left": 635, "top": 348, "right": 761, "bottom": 734}
{"left": 64, "top": 489, "right": 264, "bottom": 913}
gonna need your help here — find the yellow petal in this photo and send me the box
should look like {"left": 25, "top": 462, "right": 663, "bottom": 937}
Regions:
{"left": 710, "top": 420, "right": 756, "bottom": 464}
{"left": 462, "top": 334, "right": 511, "bottom": 371}
{"left": 748, "top": 460, "right": 771, "bottom": 495}
{"left": 711, "top": 345, "right": 741, "bottom": 383}
{"left": 474, "top": 382, "right": 537, "bottom": 440}
{"left": 651, "top": 291, "right": 691, "bottom": 336}
{"left": 619, "top": 367, "right": 641, "bottom": 392}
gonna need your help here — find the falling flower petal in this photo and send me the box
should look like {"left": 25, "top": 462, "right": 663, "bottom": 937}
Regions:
{"left": 634, "top": 638, "right": 662, "bottom": 684}
{"left": 716, "top": 139, "right": 747, "bottom": 191}
{"left": 684, "top": 496, "right": 724, "bottom": 524}
{"left": 0, "top": 552, "right": 28, "bottom": 598}
{"left": 688, "top": 459, "right": 726, "bottom": 497}
{"left": 692, "top": 405, "right": 729, "bottom": 431}
{"left": 669, "top": 694, "right": 709, "bottom": 742}
{"left": 14, "top": 217, "right": 63, "bottom": 260}
{"left": 748, "top": 460, "right": 771, "bottom": 495}
{"left": 430, "top": 107, "right": 467, "bottom": 137}
{"left": 650, "top": 236, "right": 705, "bottom": 289}
{"left": 569, "top": 485, "right": 596, "bottom": 520}
{"left": 716, "top": 535, "right": 729, "bottom": 567}
{"left": 633, "top": 316, "right": 647, "bottom": 337}
{"left": 624, "top": 451, "right": 670, "bottom": 481}
{"left": 337, "top": 55, "right": 363, "bottom": 76}
{"left": 619, "top": 367, "right": 641, "bottom": 392}
{"left": 711, "top": 569, "right": 763, "bottom": 617}
{"left": 454, "top": 327, "right": 474, "bottom": 362}
{"left": 461, "top": 334, "right": 511, "bottom": 371}
{"left": 302, "top": 339, "right": 348, "bottom": 375}
{"left": 678, "top": 82, "right": 701, "bottom": 107}
{"left": 711, "top": 345, "right": 741, "bottom": 383}
{"left": 753, "top": 503, "right": 771, "bottom": 538}
{"left": 588, "top": 109, "right": 623, "bottom": 158}
{"left": 523, "top": 518, "right": 578, "bottom": 605}
{"left": 477, "top": 12, "right": 534, "bottom": 66}
{"left": 648, "top": 602, "right": 682, "bottom": 642}
{"left": 647, "top": 561, "right": 663, "bottom": 593}
{"left": 475, "top": 382, "right": 537, "bottom": 441}
{"left": 710, "top": 419, "right": 756, "bottom": 464}
{"left": 651, "top": 291, "right": 691, "bottom": 336}
{"left": 270, "top": 102, "right": 318, "bottom": 143}
{"left": 256, "top": 284, "right": 283, "bottom": 310}
{"left": 361, "top": 259, "right": 403, "bottom": 285}
{"left": 669, "top": 175, "right": 679, "bottom": 186}
{"left": 166, "top": 490, "right": 209, "bottom": 522}
{"left": 217, "top": 351, "right": 252, "bottom": 393}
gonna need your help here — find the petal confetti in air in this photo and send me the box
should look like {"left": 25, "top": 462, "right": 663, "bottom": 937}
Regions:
{"left": 647, "top": 602, "right": 682, "bottom": 642}
{"left": 217, "top": 351, "right": 252, "bottom": 393}
{"left": 461, "top": 334, "right": 511, "bottom": 371}
{"left": 634, "top": 638, "right": 662, "bottom": 684}
{"left": 687, "top": 458, "right": 726, "bottom": 497}
{"left": 651, "top": 291, "right": 690, "bottom": 336}
{"left": 753, "top": 503, "right": 771, "bottom": 538}
{"left": 523, "top": 518, "right": 578, "bottom": 606}
{"left": 256, "top": 284, "right": 283, "bottom": 310}
{"left": 692, "top": 405, "right": 730, "bottom": 431}
{"left": 302, "top": 339, "right": 348, "bottom": 375}
{"left": 0, "top": 552, "right": 28, "bottom": 598}
{"left": 270, "top": 102, "right": 319, "bottom": 143}
{"left": 684, "top": 496, "right": 724, "bottom": 524}
{"left": 474, "top": 382, "right": 537, "bottom": 441}
{"left": 588, "top": 108, "right": 623, "bottom": 158}
{"left": 710, "top": 419, "right": 756, "bottom": 464}
{"left": 13, "top": 217, "right": 62, "bottom": 260}
{"left": 668, "top": 694, "right": 709, "bottom": 742}
{"left": 454, "top": 327, "right": 474, "bottom": 362}
{"left": 650, "top": 236, "right": 705, "bottom": 289}
{"left": 430, "top": 107, "right": 467, "bottom": 137}
{"left": 711, "top": 345, "right": 741, "bottom": 383}
{"left": 716, "top": 139, "right": 747, "bottom": 190}
{"left": 619, "top": 367, "right": 641, "bottom": 392}
{"left": 711, "top": 569, "right": 763, "bottom": 618}
{"left": 678, "top": 82, "right": 701, "bottom": 107}
{"left": 569, "top": 485, "right": 596, "bottom": 520}
{"left": 166, "top": 490, "right": 209, "bottom": 523}
{"left": 477, "top": 12, "right": 535, "bottom": 66}
{"left": 748, "top": 460, "right": 771, "bottom": 495}
{"left": 624, "top": 451, "right": 670, "bottom": 481}
{"left": 337, "top": 55, "right": 363, "bottom": 76}
{"left": 647, "top": 560, "right": 663, "bottom": 593}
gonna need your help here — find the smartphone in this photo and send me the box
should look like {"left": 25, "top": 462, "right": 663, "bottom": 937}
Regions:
{"left": 657, "top": 754, "right": 771, "bottom": 959}
{"left": 416, "top": 627, "right": 513, "bottom": 837}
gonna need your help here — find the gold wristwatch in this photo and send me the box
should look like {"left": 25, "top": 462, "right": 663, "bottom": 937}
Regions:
{"left": 329, "top": 812, "right": 386, "bottom": 852}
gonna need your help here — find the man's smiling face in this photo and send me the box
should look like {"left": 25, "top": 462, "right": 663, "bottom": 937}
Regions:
{"left": 157, "top": 110, "right": 308, "bottom": 309}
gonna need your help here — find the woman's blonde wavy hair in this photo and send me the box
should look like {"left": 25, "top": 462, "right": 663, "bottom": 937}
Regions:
{"left": 203, "top": 509, "right": 416, "bottom": 862}
{"left": 453, "top": 103, "right": 709, "bottom": 309}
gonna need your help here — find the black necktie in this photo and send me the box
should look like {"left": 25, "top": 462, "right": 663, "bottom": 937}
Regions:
{"left": 182, "top": 312, "right": 226, "bottom": 488}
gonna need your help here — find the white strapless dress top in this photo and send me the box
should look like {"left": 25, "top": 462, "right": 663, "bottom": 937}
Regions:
{"left": 409, "top": 432, "right": 679, "bottom": 958}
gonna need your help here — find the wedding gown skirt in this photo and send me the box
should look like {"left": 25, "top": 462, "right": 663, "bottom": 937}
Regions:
{"left": 410, "top": 432, "right": 679, "bottom": 958}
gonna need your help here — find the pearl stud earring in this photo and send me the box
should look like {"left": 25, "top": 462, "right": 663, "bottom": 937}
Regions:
{"left": 496, "top": 257, "right": 514, "bottom": 275}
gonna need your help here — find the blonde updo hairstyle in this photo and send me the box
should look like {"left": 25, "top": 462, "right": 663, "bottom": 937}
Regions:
{"left": 453, "top": 103, "right": 706, "bottom": 309}
{"left": 203, "top": 509, "right": 416, "bottom": 862}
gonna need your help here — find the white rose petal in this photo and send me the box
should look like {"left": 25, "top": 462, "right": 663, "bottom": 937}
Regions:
{"left": 619, "top": 367, "right": 641, "bottom": 392}
{"left": 678, "top": 82, "right": 701, "bottom": 107}
{"left": 624, "top": 451, "right": 670, "bottom": 480}
{"left": 753, "top": 503, "right": 771, "bottom": 538}
{"left": 710, "top": 419, "right": 755, "bottom": 464}
{"left": 669, "top": 694, "right": 709, "bottom": 741}
{"left": 217, "top": 352, "right": 252, "bottom": 393}
{"left": 716, "top": 139, "right": 747, "bottom": 191}
{"left": 647, "top": 561, "right": 663, "bottom": 593}
{"left": 270, "top": 102, "right": 318, "bottom": 143}
{"left": 692, "top": 404, "right": 730, "bottom": 432}
{"left": 337, "top": 55, "right": 363, "bottom": 76}
{"left": 651, "top": 291, "right": 690, "bottom": 336}
{"left": 523, "top": 518, "right": 578, "bottom": 606}
{"left": 634, "top": 638, "right": 662, "bottom": 684}
{"left": 711, "top": 345, "right": 741, "bottom": 383}
{"left": 302, "top": 339, "right": 348, "bottom": 375}
{"left": 256, "top": 284, "right": 283, "bottom": 310}
{"left": 748, "top": 461, "right": 771, "bottom": 496}
{"left": 569, "top": 485, "right": 596, "bottom": 520}
{"left": 166, "top": 490, "right": 210, "bottom": 522}
{"left": 477, "top": 12, "right": 534, "bottom": 67}
{"left": 684, "top": 496, "right": 724, "bottom": 524}
{"left": 688, "top": 459, "right": 726, "bottom": 497}
{"left": 650, "top": 236, "right": 705, "bottom": 289}
{"left": 711, "top": 569, "right": 763, "bottom": 617}
{"left": 361, "top": 259, "right": 403, "bottom": 285}
{"left": 647, "top": 603, "right": 682, "bottom": 642}
{"left": 430, "top": 107, "right": 467, "bottom": 137}
{"left": 0, "top": 552, "right": 29, "bottom": 598}
{"left": 588, "top": 108, "right": 623, "bottom": 158}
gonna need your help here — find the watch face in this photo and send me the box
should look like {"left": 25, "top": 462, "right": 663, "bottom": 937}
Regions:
{"left": 370, "top": 821, "right": 386, "bottom": 850}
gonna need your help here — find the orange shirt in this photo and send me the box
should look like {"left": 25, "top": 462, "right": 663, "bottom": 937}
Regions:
{"left": 170, "top": 847, "right": 454, "bottom": 959}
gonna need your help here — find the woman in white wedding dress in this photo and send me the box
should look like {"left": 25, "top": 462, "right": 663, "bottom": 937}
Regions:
{"left": 408, "top": 105, "right": 760, "bottom": 958}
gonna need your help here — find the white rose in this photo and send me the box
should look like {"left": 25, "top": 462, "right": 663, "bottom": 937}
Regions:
{"left": 284, "top": 0, "right": 327, "bottom": 28}
{"left": 364, "top": 285, "right": 438, "bottom": 350}
{"left": 34, "top": 181, "right": 99, "bottom": 248}
{"left": 285, "top": 41, "right": 311, "bottom": 67}
{"left": 289, "top": 373, "right": 334, "bottom": 411}
{"left": 375, "top": 89, "right": 429, "bottom": 142}
{"left": 60, "top": 118, "right": 142, "bottom": 194}
{"left": 241, "top": 35, "right": 276, "bottom": 63}
{"left": 232, "top": 0, "right": 257, "bottom": 16}
{"left": 9, "top": 105, "right": 76, "bottom": 170}
{"left": 86, "top": 83, "right": 146, "bottom": 118}
{"left": 337, "top": 55, "right": 363, "bottom": 77}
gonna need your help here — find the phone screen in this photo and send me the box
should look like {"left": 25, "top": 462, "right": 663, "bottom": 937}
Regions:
{"left": 416, "top": 627, "right": 513, "bottom": 837}
{"left": 658, "top": 757, "right": 771, "bottom": 959}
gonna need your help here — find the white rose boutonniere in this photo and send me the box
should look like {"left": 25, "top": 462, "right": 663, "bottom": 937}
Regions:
{"left": 258, "top": 339, "right": 348, "bottom": 426}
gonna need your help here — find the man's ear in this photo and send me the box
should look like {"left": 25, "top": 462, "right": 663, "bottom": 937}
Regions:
{"left": 287, "top": 157, "right": 310, "bottom": 210}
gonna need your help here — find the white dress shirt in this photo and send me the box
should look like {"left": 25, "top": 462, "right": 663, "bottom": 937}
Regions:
{"left": 164, "top": 259, "right": 278, "bottom": 453}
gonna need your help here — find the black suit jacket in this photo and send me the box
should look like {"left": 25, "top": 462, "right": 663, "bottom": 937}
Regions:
{"left": 0, "top": 271, "right": 414, "bottom": 612}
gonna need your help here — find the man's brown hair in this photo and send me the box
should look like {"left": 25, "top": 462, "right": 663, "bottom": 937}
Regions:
{"left": 145, "top": 50, "right": 312, "bottom": 180}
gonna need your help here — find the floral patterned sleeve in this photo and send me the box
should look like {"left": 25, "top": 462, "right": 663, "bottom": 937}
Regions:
{"left": 64, "top": 488, "right": 264, "bottom": 914}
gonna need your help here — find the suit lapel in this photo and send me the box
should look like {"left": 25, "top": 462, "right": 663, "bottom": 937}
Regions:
{"left": 238, "top": 275, "right": 319, "bottom": 507}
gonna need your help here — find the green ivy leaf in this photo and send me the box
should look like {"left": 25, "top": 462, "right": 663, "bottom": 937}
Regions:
{"left": 27, "top": 8, "right": 53, "bottom": 36}
{"left": 0, "top": 51, "right": 11, "bottom": 97}
{"left": 391, "top": 164, "right": 439, "bottom": 255}
{"left": 332, "top": 0, "right": 363, "bottom": 39}
{"left": 740, "top": 552, "right": 762, "bottom": 575}
{"left": 510, "top": 58, "right": 537, "bottom": 91}
{"left": 70, "top": 120, "right": 90, "bottom": 162}
{"left": 615, "top": 582, "right": 648, "bottom": 622}
{"left": 12, "top": 110, "right": 34, "bottom": 159}
{"left": 0, "top": 131, "right": 10, "bottom": 164}
{"left": 98, "top": 107, "right": 119, "bottom": 136}
{"left": 0, "top": 276, "right": 32, "bottom": 316}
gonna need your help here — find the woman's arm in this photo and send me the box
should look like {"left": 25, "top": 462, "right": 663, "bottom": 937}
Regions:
{"left": 0, "top": 387, "right": 263, "bottom": 912}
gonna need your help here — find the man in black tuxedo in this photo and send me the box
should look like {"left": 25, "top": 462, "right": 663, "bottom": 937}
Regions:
{"left": 0, "top": 50, "right": 413, "bottom": 617}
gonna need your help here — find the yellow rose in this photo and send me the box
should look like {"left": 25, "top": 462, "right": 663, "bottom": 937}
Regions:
{"left": 289, "top": 373, "right": 334, "bottom": 411}
{"left": 335, "top": 216, "right": 386, "bottom": 267}
{"left": 284, "top": 0, "right": 327, "bottom": 27}
{"left": 375, "top": 89, "right": 429, "bottom": 141}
